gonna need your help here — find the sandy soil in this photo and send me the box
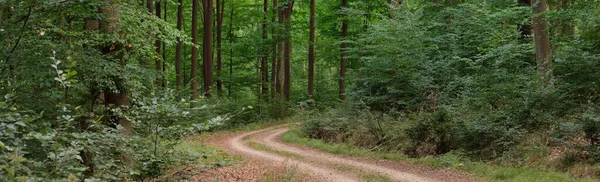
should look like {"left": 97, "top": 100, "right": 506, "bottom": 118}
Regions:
{"left": 191, "top": 124, "right": 476, "bottom": 182}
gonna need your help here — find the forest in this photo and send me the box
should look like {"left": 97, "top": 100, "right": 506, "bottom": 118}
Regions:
{"left": 1, "top": 0, "right": 600, "bottom": 181}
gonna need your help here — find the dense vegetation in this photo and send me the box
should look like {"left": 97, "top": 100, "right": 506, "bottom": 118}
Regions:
{"left": 1, "top": 0, "right": 599, "bottom": 181}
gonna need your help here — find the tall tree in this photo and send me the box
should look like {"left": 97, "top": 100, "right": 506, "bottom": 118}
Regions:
{"left": 155, "top": 0, "right": 163, "bottom": 87}
{"left": 532, "top": 0, "right": 553, "bottom": 89}
{"left": 261, "top": 0, "right": 269, "bottom": 101}
{"left": 271, "top": 0, "right": 279, "bottom": 99}
{"left": 282, "top": 0, "right": 294, "bottom": 100}
{"left": 228, "top": 0, "right": 235, "bottom": 97}
{"left": 339, "top": 0, "right": 348, "bottom": 101}
{"left": 275, "top": 0, "right": 284, "bottom": 98}
{"left": 162, "top": 0, "right": 167, "bottom": 87}
{"left": 191, "top": 0, "right": 200, "bottom": 99}
{"left": 202, "top": 0, "right": 214, "bottom": 97}
{"left": 175, "top": 0, "right": 184, "bottom": 88}
{"left": 99, "top": 0, "right": 132, "bottom": 167}
{"left": 216, "top": 0, "right": 225, "bottom": 95}
{"left": 308, "top": 0, "right": 315, "bottom": 98}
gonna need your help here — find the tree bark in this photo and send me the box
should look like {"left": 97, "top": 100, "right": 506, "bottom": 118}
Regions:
{"left": 162, "top": 0, "right": 167, "bottom": 88}
{"left": 283, "top": 0, "right": 294, "bottom": 101}
{"left": 216, "top": 0, "right": 225, "bottom": 95}
{"left": 308, "top": 0, "right": 315, "bottom": 98}
{"left": 202, "top": 0, "right": 214, "bottom": 98}
{"left": 228, "top": 0, "right": 235, "bottom": 97}
{"left": 532, "top": 0, "right": 553, "bottom": 89}
{"left": 155, "top": 1, "right": 163, "bottom": 87}
{"left": 261, "top": 0, "right": 269, "bottom": 101}
{"left": 339, "top": 0, "right": 348, "bottom": 101}
{"left": 271, "top": 0, "right": 278, "bottom": 99}
{"left": 276, "top": 0, "right": 284, "bottom": 99}
{"left": 99, "top": 0, "right": 132, "bottom": 167}
{"left": 191, "top": 0, "right": 200, "bottom": 100}
{"left": 176, "top": 0, "right": 184, "bottom": 88}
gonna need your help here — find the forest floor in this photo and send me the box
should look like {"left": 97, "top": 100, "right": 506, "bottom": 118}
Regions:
{"left": 190, "top": 124, "right": 475, "bottom": 182}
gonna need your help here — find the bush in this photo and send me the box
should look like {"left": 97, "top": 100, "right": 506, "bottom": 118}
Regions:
{"left": 405, "top": 110, "right": 459, "bottom": 157}
{"left": 580, "top": 109, "right": 600, "bottom": 162}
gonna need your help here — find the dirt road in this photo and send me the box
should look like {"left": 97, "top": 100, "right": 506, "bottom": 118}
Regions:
{"left": 194, "top": 124, "right": 474, "bottom": 182}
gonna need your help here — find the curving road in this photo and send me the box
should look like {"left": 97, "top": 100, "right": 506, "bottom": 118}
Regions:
{"left": 197, "top": 124, "right": 473, "bottom": 182}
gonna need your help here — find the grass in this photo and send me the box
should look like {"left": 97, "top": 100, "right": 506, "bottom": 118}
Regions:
{"left": 246, "top": 141, "right": 303, "bottom": 159}
{"left": 177, "top": 134, "right": 243, "bottom": 168}
{"left": 260, "top": 164, "right": 308, "bottom": 182}
{"left": 283, "top": 128, "right": 600, "bottom": 182}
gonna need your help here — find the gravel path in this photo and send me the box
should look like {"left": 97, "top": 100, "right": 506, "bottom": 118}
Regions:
{"left": 193, "top": 124, "right": 476, "bottom": 182}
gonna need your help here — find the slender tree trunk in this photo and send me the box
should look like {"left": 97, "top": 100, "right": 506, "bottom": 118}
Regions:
{"left": 176, "top": 0, "right": 184, "bottom": 88}
{"left": 162, "top": 0, "right": 167, "bottom": 88}
{"left": 339, "top": 0, "right": 348, "bottom": 101}
{"left": 216, "top": 0, "right": 225, "bottom": 95}
{"left": 532, "top": 0, "right": 553, "bottom": 89}
{"left": 261, "top": 0, "right": 270, "bottom": 101}
{"left": 202, "top": 0, "right": 214, "bottom": 97}
{"left": 81, "top": 16, "right": 100, "bottom": 178}
{"left": 271, "top": 0, "right": 278, "bottom": 99}
{"left": 276, "top": 0, "right": 284, "bottom": 99}
{"left": 283, "top": 0, "right": 294, "bottom": 100}
{"left": 155, "top": 1, "right": 163, "bottom": 87}
{"left": 191, "top": 0, "right": 200, "bottom": 100}
{"left": 308, "top": 0, "right": 315, "bottom": 98}
{"left": 228, "top": 0, "right": 235, "bottom": 97}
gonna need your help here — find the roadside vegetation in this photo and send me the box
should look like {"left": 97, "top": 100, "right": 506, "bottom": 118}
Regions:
{"left": 2, "top": 0, "right": 599, "bottom": 181}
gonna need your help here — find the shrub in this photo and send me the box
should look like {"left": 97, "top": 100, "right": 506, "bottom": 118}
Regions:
{"left": 405, "top": 110, "right": 459, "bottom": 157}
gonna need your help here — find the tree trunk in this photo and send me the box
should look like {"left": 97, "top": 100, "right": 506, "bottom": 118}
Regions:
{"left": 100, "top": 0, "right": 132, "bottom": 167}
{"left": 191, "top": 0, "right": 200, "bottom": 100}
{"left": 228, "top": 0, "right": 235, "bottom": 97}
{"left": 283, "top": 0, "right": 294, "bottom": 101}
{"left": 203, "top": 0, "right": 214, "bottom": 98}
{"left": 532, "top": 0, "right": 553, "bottom": 89}
{"left": 276, "top": 0, "right": 284, "bottom": 99}
{"left": 176, "top": 0, "right": 184, "bottom": 88}
{"left": 271, "top": 0, "right": 278, "bottom": 99}
{"left": 155, "top": 1, "right": 163, "bottom": 88}
{"left": 308, "top": 0, "right": 315, "bottom": 98}
{"left": 216, "top": 0, "right": 225, "bottom": 95}
{"left": 261, "top": 0, "right": 270, "bottom": 101}
{"left": 339, "top": 0, "right": 348, "bottom": 101}
{"left": 162, "top": 0, "right": 167, "bottom": 88}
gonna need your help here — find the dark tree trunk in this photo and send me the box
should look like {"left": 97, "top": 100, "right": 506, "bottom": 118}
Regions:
{"left": 271, "top": 0, "right": 278, "bottom": 99}
{"left": 155, "top": 1, "right": 163, "bottom": 87}
{"left": 191, "top": 0, "right": 200, "bottom": 100}
{"left": 532, "top": 0, "right": 553, "bottom": 89}
{"left": 276, "top": 0, "right": 284, "bottom": 99}
{"left": 308, "top": 0, "right": 315, "bottom": 98}
{"left": 261, "top": 0, "right": 269, "bottom": 101}
{"left": 283, "top": 0, "right": 294, "bottom": 101}
{"left": 176, "top": 0, "right": 184, "bottom": 88}
{"left": 216, "top": 0, "right": 225, "bottom": 95}
{"left": 202, "top": 0, "right": 214, "bottom": 98}
{"left": 339, "top": 0, "right": 348, "bottom": 101}
{"left": 228, "top": 0, "right": 235, "bottom": 97}
{"left": 162, "top": 0, "right": 167, "bottom": 88}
